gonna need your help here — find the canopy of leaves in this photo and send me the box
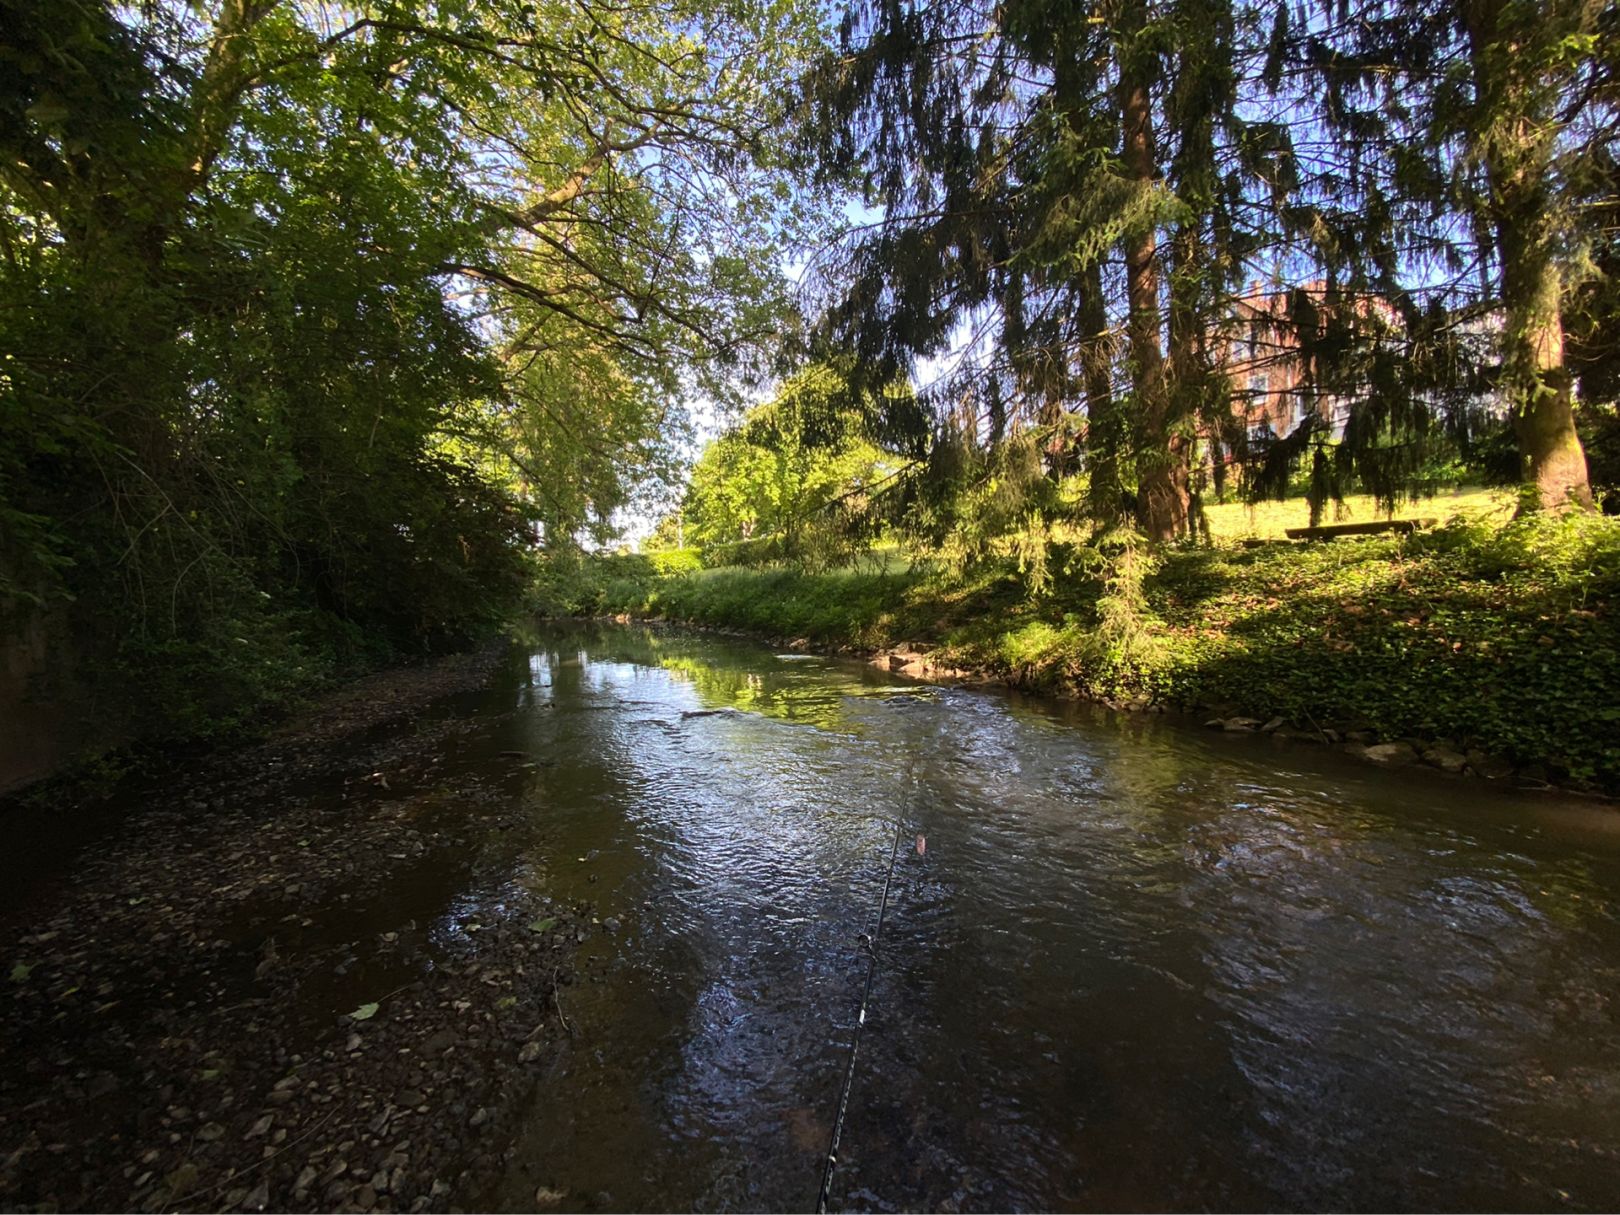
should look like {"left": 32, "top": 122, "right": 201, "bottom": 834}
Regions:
{"left": 0, "top": 0, "right": 821, "bottom": 742}
{"left": 680, "top": 364, "right": 906, "bottom": 567}
{"left": 797, "top": 0, "right": 1616, "bottom": 547}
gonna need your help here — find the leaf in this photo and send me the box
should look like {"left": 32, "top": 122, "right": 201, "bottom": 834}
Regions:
{"left": 527, "top": 917, "right": 557, "bottom": 934}
{"left": 25, "top": 97, "right": 71, "bottom": 126}
{"left": 164, "top": 1163, "right": 200, "bottom": 1197}
{"left": 9, "top": 963, "right": 31, "bottom": 982}
{"left": 350, "top": 1002, "right": 379, "bottom": 1021}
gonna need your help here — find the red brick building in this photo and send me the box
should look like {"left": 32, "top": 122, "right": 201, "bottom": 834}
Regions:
{"left": 1218, "top": 281, "right": 1389, "bottom": 442}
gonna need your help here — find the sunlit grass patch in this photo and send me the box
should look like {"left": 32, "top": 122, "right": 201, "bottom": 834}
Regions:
{"left": 1201, "top": 485, "right": 1513, "bottom": 541}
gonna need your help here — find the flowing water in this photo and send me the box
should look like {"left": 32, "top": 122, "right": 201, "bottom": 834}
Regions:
{"left": 14, "top": 620, "right": 1620, "bottom": 1212}
{"left": 468, "top": 623, "right": 1620, "bottom": 1212}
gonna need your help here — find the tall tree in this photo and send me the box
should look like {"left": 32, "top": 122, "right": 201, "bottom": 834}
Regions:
{"left": 1458, "top": 0, "right": 1600, "bottom": 510}
{"left": 0, "top": 0, "right": 817, "bottom": 737}
{"left": 808, "top": 0, "right": 1156, "bottom": 542}
{"left": 1294, "top": 0, "right": 1609, "bottom": 513}
{"left": 1112, "top": 0, "right": 1186, "bottom": 538}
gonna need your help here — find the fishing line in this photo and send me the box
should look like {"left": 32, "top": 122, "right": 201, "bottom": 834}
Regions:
{"left": 815, "top": 783, "right": 912, "bottom": 1214}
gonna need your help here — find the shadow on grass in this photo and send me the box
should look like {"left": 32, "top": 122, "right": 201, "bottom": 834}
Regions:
{"left": 1160, "top": 536, "right": 1620, "bottom": 788}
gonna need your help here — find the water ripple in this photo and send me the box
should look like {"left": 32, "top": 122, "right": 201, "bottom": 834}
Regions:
{"left": 489, "top": 623, "right": 1620, "bottom": 1213}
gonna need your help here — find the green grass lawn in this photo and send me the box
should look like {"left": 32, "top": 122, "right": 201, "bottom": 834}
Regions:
{"left": 1201, "top": 486, "right": 1514, "bottom": 541}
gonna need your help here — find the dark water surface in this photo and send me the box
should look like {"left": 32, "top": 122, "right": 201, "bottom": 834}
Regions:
{"left": 14, "top": 621, "right": 1620, "bottom": 1212}
{"left": 469, "top": 624, "right": 1620, "bottom": 1212}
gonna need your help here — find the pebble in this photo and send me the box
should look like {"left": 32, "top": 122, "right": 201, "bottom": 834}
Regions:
{"left": 423, "top": 1028, "right": 458, "bottom": 1054}
{"left": 0, "top": 645, "right": 575, "bottom": 1215}
{"left": 1468, "top": 748, "right": 1515, "bottom": 779}
{"left": 1423, "top": 746, "right": 1469, "bottom": 774}
{"left": 1361, "top": 741, "right": 1417, "bottom": 766}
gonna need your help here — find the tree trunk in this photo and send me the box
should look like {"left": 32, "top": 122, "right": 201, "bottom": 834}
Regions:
{"left": 1462, "top": 0, "right": 1594, "bottom": 513}
{"left": 1079, "top": 261, "right": 1126, "bottom": 526}
{"left": 1502, "top": 239, "right": 1593, "bottom": 512}
{"left": 189, "top": 0, "right": 277, "bottom": 191}
{"left": 1165, "top": 223, "right": 1206, "bottom": 531}
{"left": 1116, "top": 15, "right": 1187, "bottom": 539}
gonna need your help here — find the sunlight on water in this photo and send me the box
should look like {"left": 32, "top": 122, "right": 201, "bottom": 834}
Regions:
{"left": 480, "top": 622, "right": 1620, "bottom": 1212}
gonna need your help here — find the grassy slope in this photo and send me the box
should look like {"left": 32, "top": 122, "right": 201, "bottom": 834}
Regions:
{"left": 558, "top": 506, "right": 1620, "bottom": 791}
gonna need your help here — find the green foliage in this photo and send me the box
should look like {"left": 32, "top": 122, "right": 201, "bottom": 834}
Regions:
{"left": 1577, "top": 404, "right": 1620, "bottom": 510}
{"left": 0, "top": 0, "right": 820, "bottom": 757}
{"left": 681, "top": 364, "right": 906, "bottom": 570}
{"left": 627, "top": 563, "right": 932, "bottom": 646}
{"left": 1080, "top": 527, "right": 1163, "bottom": 672}
{"left": 0, "top": 1, "right": 528, "bottom": 739}
{"left": 1156, "top": 516, "right": 1620, "bottom": 784}
{"left": 647, "top": 548, "right": 704, "bottom": 577}
{"left": 805, "top": 0, "right": 1608, "bottom": 546}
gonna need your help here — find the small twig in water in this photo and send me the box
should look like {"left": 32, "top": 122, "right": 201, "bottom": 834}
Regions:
{"left": 551, "top": 966, "right": 573, "bottom": 1036}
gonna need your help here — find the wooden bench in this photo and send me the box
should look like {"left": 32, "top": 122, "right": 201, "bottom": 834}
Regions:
{"left": 1284, "top": 518, "right": 1437, "bottom": 541}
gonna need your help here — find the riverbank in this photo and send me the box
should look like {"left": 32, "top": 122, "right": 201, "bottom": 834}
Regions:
{"left": 0, "top": 645, "right": 587, "bottom": 1214}
{"left": 2, "top": 628, "right": 527, "bottom": 806}
{"left": 558, "top": 512, "right": 1620, "bottom": 795}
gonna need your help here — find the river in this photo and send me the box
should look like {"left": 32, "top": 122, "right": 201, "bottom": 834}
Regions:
{"left": 471, "top": 622, "right": 1620, "bottom": 1211}
{"left": 7, "top": 620, "right": 1620, "bottom": 1212}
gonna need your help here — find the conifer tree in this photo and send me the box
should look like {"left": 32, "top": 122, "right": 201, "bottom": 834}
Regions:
{"left": 1294, "top": 0, "right": 1607, "bottom": 512}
